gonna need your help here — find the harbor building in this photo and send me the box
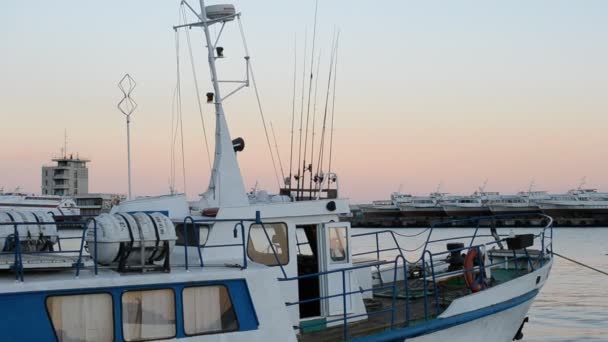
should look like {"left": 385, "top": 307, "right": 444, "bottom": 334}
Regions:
{"left": 41, "top": 155, "right": 89, "bottom": 196}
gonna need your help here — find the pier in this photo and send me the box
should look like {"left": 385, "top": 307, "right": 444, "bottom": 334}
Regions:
{"left": 346, "top": 205, "right": 608, "bottom": 228}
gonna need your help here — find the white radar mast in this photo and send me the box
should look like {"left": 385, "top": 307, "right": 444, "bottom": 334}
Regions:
{"left": 175, "top": 1, "right": 250, "bottom": 208}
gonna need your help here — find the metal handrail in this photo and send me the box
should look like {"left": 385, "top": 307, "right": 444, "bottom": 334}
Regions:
{"left": 281, "top": 255, "right": 409, "bottom": 340}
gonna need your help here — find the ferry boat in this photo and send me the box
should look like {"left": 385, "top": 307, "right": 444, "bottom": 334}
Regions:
{"left": 0, "top": 192, "right": 80, "bottom": 217}
{"left": 488, "top": 194, "right": 541, "bottom": 215}
{"left": 398, "top": 193, "right": 446, "bottom": 218}
{"left": 443, "top": 191, "right": 500, "bottom": 217}
{"left": 358, "top": 193, "right": 412, "bottom": 226}
{"left": 538, "top": 188, "right": 608, "bottom": 215}
{"left": 0, "top": 2, "right": 554, "bottom": 341}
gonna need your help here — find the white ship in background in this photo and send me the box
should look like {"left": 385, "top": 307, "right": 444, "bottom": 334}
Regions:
{"left": 398, "top": 192, "right": 447, "bottom": 217}
{"left": 0, "top": 190, "right": 79, "bottom": 217}
{"left": 538, "top": 188, "right": 608, "bottom": 214}
{"left": 442, "top": 191, "right": 499, "bottom": 217}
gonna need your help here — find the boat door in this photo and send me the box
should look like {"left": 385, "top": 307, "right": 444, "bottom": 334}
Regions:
{"left": 320, "top": 222, "right": 353, "bottom": 316}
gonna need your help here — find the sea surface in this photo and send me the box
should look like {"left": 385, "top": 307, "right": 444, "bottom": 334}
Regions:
{"left": 351, "top": 227, "right": 608, "bottom": 342}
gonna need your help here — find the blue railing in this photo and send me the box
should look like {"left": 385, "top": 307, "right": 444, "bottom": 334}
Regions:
{"left": 180, "top": 211, "right": 288, "bottom": 278}
{"left": 1, "top": 211, "right": 554, "bottom": 340}
{"left": 279, "top": 254, "right": 409, "bottom": 341}
{"left": 0, "top": 218, "right": 97, "bottom": 281}
{"left": 0, "top": 210, "right": 287, "bottom": 282}
{"left": 284, "top": 213, "right": 554, "bottom": 340}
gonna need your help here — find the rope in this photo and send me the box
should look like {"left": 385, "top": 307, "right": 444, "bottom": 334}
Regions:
{"left": 392, "top": 227, "right": 431, "bottom": 238}
{"left": 270, "top": 121, "right": 286, "bottom": 183}
{"left": 169, "top": 81, "right": 178, "bottom": 192}
{"left": 180, "top": 5, "right": 212, "bottom": 170}
{"left": 400, "top": 241, "right": 427, "bottom": 253}
{"left": 174, "top": 19, "right": 187, "bottom": 195}
{"left": 237, "top": 17, "right": 282, "bottom": 189}
{"left": 553, "top": 252, "right": 608, "bottom": 277}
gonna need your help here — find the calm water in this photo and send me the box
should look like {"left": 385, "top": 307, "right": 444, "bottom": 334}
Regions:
{"left": 352, "top": 227, "right": 608, "bottom": 341}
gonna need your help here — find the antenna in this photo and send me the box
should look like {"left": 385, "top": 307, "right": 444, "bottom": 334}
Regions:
{"left": 63, "top": 129, "right": 68, "bottom": 158}
{"left": 436, "top": 181, "right": 443, "bottom": 194}
{"left": 479, "top": 179, "right": 488, "bottom": 193}
{"left": 578, "top": 176, "right": 587, "bottom": 190}
{"left": 117, "top": 73, "right": 138, "bottom": 200}
{"left": 528, "top": 178, "right": 536, "bottom": 193}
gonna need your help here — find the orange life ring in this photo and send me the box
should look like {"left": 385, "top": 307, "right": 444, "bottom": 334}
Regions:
{"left": 464, "top": 248, "right": 486, "bottom": 292}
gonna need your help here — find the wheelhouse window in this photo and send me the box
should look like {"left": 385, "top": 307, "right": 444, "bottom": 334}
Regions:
{"left": 329, "top": 226, "right": 348, "bottom": 263}
{"left": 175, "top": 224, "right": 210, "bottom": 246}
{"left": 182, "top": 285, "right": 238, "bottom": 335}
{"left": 296, "top": 228, "right": 314, "bottom": 256}
{"left": 46, "top": 293, "right": 113, "bottom": 342}
{"left": 122, "top": 289, "right": 176, "bottom": 341}
{"left": 247, "top": 223, "right": 289, "bottom": 266}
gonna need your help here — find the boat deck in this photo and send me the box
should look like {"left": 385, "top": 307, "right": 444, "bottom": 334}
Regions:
{"left": 298, "top": 267, "right": 531, "bottom": 342}
{"left": 298, "top": 278, "right": 458, "bottom": 342}
{"left": 0, "top": 253, "right": 94, "bottom": 270}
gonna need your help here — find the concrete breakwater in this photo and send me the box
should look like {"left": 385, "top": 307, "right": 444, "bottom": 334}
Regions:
{"left": 345, "top": 205, "right": 608, "bottom": 228}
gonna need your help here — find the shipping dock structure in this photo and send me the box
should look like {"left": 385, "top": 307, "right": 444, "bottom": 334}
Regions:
{"left": 348, "top": 188, "right": 608, "bottom": 227}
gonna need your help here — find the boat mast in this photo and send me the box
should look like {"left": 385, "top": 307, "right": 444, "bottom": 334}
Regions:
{"left": 191, "top": 1, "right": 248, "bottom": 207}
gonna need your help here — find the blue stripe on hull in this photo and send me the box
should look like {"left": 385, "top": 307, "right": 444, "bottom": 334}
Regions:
{"left": 0, "top": 279, "right": 259, "bottom": 341}
{"left": 353, "top": 289, "right": 539, "bottom": 342}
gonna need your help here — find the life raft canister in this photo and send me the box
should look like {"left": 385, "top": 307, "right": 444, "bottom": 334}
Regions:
{"left": 464, "top": 247, "right": 487, "bottom": 292}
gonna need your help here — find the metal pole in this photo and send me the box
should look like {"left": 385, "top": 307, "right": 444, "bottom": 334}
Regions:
{"left": 117, "top": 73, "right": 137, "bottom": 200}
{"left": 126, "top": 116, "right": 132, "bottom": 200}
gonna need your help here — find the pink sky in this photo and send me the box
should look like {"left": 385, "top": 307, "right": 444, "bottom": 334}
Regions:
{"left": 1, "top": 1, "right": 607, "bottom": 202}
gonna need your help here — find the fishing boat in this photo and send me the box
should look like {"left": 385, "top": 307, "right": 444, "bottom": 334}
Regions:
{"left": 0, "top": 2, "right": 553, "bottom": 341}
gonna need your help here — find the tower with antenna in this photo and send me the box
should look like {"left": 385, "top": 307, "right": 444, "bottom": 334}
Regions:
{"left": 42, "top": 135, "right": 89, "bottom": 196}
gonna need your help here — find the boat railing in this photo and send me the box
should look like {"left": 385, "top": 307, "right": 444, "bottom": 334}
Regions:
{"left": 180, "top": 211, "right": 289, "bottom": 278}
{"left": 351, "top": 213, "right": 553, "bottom": 266}
{"left": 279, "top": 254, "right": 409, "bottom": 341}
{"left": 0, "top": 218, "right": 97, "bottom": 282}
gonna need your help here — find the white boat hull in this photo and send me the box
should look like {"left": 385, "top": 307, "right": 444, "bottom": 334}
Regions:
{"left": 363, "top": 258, "right": 552, "bottom": 342}
{"left": 409, "top": 296, "right": 534, "bottom": 342}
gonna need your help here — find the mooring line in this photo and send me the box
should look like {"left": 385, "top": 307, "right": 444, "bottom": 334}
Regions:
{"left": 553, "top": 252, "right": 608, "bottom": 276}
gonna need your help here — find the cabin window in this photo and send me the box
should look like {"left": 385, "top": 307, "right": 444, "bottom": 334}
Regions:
{"left": 46, "top": 293, "right": 114, "bottom": 342}
{"left": 182, "top": 285, "right": 238, "bottom": 335}
{"left": 296, "top": 228, "right": 314, "bottom": 256}
{"left": 175, "top": 224, "right": 210, "bottom": 246}
{"left": 247, "top": 223, "right": 289, "bottom": 266}
{"left": 329, "top": 226, "right": 348, "bottom": 263}
{"left": 122, "top": 289, "right": 176, "bottom": 341}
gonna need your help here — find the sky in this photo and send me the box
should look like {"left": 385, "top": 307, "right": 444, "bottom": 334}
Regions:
{"left": 1, "top": 0, "right": 607, "bottom": 203}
